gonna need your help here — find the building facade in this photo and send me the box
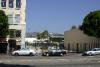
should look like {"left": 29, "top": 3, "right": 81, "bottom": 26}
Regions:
{"left": 0, "top": 0, "right": 26, "bottom": 49}
{"left": 64, "top": 27, "right": 100, "bottom": 53}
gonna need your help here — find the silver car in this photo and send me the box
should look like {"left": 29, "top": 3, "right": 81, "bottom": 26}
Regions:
{"left": 82, "top": 48, "right": 100, "bottom": 56}
{"left": 12, "top": 48, "right": 36, "bottom": 56}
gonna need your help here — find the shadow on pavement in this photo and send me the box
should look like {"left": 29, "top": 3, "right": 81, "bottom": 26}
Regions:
{"left": 0, "top": 63, "right": 34, "bottom": 67}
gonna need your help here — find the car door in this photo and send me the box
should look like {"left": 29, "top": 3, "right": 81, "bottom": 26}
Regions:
{"left": 96, "top": 48, "right": 100, "bottom": 54}
{"left": 18, "top": 49, "right": 24, "bottom": 55}
{"left": 18, "top": 49, "right": 29, "bottom": 55}
{"left": 93, "top": 48, "right": 100, "bottom": 55}
{"left": 22, "top": 49, "right": 30, "bottom": 55}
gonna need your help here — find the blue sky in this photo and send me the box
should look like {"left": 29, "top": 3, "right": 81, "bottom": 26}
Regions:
{"left": 26, "top": 0, "right": 100, "bottom": 34}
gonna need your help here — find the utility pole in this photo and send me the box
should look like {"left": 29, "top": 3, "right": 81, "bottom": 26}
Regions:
{"left": 7, "top": 35, "right": 10, "bottom": 55}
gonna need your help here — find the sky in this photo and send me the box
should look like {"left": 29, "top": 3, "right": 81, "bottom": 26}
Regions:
{"left": 26, "top": 0, "right": 100, "bottom": 34}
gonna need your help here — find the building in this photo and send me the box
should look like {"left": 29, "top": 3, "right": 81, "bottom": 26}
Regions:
{"left": 64, "top": 27, "right": 100, "bottom": 53}
{"left": 49, "top": 33, "right": 64, "bottom": 43}
{"left": 25, "top": 32, "right": 39, "bottom": 44}
{"left": 0, "top": 0, "right": 26, "bottom": 50}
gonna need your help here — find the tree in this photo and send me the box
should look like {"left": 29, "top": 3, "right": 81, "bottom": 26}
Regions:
{"left": 80, "top": 10, "right": 100, "bottom": 38}
{"left": 37, "top": 33, "right": 42, "bottom": 40}
{"left": 36, "top": 30, "right": 49, "bottom": 50}
{"left": 37, "top": 30, "right": 49, "bottom": 40}
{"left": 42, "top": 30, "right": 49, "bottom": 39}
{"left": 0, "top": 10, "right": 9, "bottom": 37}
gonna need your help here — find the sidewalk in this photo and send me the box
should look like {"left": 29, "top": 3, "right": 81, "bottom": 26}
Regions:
{"left": 67, "top": 53, "right": 82, "bottom": 56}
{"left": 0, "top": 53, "right": 9, "bottom": 57}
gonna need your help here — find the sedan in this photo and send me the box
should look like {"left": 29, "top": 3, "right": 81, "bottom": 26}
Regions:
{"left": 12, "top": 48, "right": 36, "bottom": 56}
{"left": 82, "top": 48, "right": 100, "bottom": 56}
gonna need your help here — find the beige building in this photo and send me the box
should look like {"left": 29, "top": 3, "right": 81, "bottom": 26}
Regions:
{"left": 64, "top": 27, "right": 100, "bottom": 52}
{"left": 0, "top": 0, "right": 26, "bottom": 49}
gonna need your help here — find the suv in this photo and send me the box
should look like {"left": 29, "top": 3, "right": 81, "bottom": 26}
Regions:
{"left": 82, "top": 48, "right": 100, "bottom": 56}
{"left": 42, "top": 49, "right": 67, "bottom": 56}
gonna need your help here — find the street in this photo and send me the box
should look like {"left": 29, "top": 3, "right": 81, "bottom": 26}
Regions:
{"left": 0, "top": 53, "right": 100, "bottom": 67}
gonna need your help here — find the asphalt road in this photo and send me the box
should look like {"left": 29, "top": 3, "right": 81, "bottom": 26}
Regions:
{"left": 0, "top": 53, "right": 100, "bottom": 67}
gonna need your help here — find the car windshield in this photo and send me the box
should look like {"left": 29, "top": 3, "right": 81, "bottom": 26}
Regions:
{"left": 19, "top": 48, "right": 29, "bottom": 51}
{"left": 92, "top": 48, "right": 100, "bottom": 51}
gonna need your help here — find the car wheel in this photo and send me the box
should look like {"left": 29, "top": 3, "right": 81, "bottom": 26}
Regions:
{"left": 60, "top": 53, "right": 63, "bottom": 56}
{"left": 29, "top": 53, "right": 33, "bottom": 56}
{"left": 88, "top": 53, "right": 93, "bottom": 56}
{"left": 14, "top": 53, "right": 19, "bottom": 56}
{"left": 46, "top": 53, "right": 49, "bottom": 56}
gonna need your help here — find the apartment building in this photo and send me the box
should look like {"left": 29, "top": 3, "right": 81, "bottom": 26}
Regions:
{"left": 0, "top": 0, "right": 26, "bottom": 49}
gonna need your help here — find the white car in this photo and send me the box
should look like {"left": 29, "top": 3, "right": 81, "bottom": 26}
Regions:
{"left": 12, "top": 48, "right": 36, "bottom": 56}
{"left": 82, "top": 48, "right": 100, "bottom": 56}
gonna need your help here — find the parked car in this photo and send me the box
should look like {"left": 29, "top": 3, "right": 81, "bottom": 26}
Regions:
{"left": 42, "top": 49, "right": 67, "bottom": 56}
{"left": 11, "top": 48, "right": 36, "bottom": 56}
{"left": 82, "top": 48, "right": 100, "bottom": 56}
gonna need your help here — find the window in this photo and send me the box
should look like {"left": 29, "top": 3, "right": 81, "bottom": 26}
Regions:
{"left": 15, "top": 14, "right": 20, "bottom": 23}
{"left": 1, "top": 0, "right": 6, "bottom": 8}
{"left": 16, "top": 30, "right": 21, "bottom": 37}
{"left": 8, "top": 14, "right": 13, "bottom": 24}
{"left": 9, "top": 0, "right": 14, "bottom": 8}
{"left": 9, "top": 29, "right": 15, "bottom": 38}
{"left": 9, "top": 29, "right": 21, "bottom": 38}
{"left": 16, "top": 0, "right": 21, "bottom": 9}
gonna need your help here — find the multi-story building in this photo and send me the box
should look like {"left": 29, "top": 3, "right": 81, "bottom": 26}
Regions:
{"left": 0, "top": 0, "right": 26, "bottom": 50}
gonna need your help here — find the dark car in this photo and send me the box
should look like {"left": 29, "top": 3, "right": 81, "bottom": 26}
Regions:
{"left": 42, "top": 49, "right": 67, "bottom": 56}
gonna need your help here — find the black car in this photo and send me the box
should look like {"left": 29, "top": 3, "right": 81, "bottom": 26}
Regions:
{"left": 42, "top": 49, "right": 67, "bottom": 56}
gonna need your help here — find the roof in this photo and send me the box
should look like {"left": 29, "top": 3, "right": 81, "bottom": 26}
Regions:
{"left": 49, "top": 33, "right": 64, "bottom": 38}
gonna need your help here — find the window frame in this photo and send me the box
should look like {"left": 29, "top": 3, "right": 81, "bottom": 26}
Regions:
{"left": 8, "top": 14, "right": 13, "bottom": 24}
{"left": 1, "top": 0, "right": 6, "bottom": 8}
{"left": 9, "top": 0, "right": 14, "bottom": 8}
{"left": 15, "top": 14, "right": 20, "bottom": 24}
{"left": 16, "top": 0, "right": 21, "bottom": 9}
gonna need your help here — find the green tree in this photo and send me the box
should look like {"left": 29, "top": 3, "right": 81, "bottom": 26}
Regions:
{"left": 42, "top": 30, "right": 49, "bottom": 39}
{"left": 0, "top": 10, "right": 9, "bottom": 37}
{"left": 37, "top": 33, "right": 42, "bottom": 40}
{"left": 36, "top": 30, "right": 49, "bottom": 50}
{"left": 37, "top": 30, "right": 49, "bottom": 40}
{"left": 80, "top": 10, "right": 100, "bottom": 38}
